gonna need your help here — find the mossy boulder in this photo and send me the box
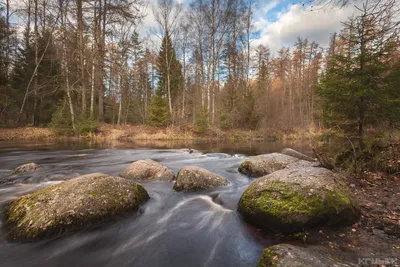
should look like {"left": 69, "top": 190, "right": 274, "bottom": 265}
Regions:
{"left": 173, "top": 166, "right": 230, "bottom": 192}
{"left": 3, "top": 173, "right": 150, "bottom": 241}
{"left": 257, "top": 244, "right": 357, "bottom": 267}
{"left": 12, "top": 163, "right": 41, "bottom": 174}
{"left": 238, "top": 153, "right": 299, "bottom": 177}
{"left": 238, "top": 167, "right": 360, "bottom": 233}
{"left": 281, "top": 148, "right": 316, "bottom": 162}
{"left": 119, "top": 159, "right": 175, "bottom": 181}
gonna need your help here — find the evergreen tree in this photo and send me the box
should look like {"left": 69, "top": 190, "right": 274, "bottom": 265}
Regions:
{"left": 318, "top": 6, "right": 399, "bottom": 148}
{"left": 148, "top": 88, "right": 171, "bottom": 127}
{"left": 157, "top": 31, "right": 183, "bottom": 117}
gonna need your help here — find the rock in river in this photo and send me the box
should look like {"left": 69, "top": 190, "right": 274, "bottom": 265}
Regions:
{"left": 238, "top": 167, "right": 360, "bottom": 233}
{"left": 119, "top": 159, "right": 175, "bottom": 181}
{"left": 3, "top": 173, "right": 150, "bottom": 241}
{"left": 11, "top": 162, "right": 41, "bottom": 174}
{"left": 257, "top": 244, "right": 357, "bottom": 267}
{"left": 173, "top": 166, "right": 230, "bottom": 192}
{"left": 238, "top": 153, "right": 299, "bottom": 177}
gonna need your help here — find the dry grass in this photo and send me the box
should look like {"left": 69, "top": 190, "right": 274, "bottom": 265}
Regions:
{"left": 268, "top": 125, "right": 326, "bottom": 141}
{"left": 0, "top": 123, "right": 327, "bottom": 142}
{"left": 0, "top": 127, "right": 56, "bottom": 141}
{"left": 128, "top": 126, "right": 195, "bottom": 140}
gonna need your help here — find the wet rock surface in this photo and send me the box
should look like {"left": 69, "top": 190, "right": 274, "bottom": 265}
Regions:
{"left": 11, "top": 163, "right": 41, "bottom": 174}
{"left": 119, "top": 159, "right": 175, "bottom": 181}
{"left": 238, "top": 167, "right": 361, "bottom": 233}
{"left": 238, "top": 153, "right": 299, "bottom": 177}
{"left": 257, "top": 244, "right": 357, "bottom": 267}
{"left": 4, "top": 172, "right": 149, "bottom": 241}
{"left": 173, "top": 166, "right": 230, "bottom": 192}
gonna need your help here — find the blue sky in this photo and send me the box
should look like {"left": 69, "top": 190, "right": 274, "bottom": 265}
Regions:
{"left": 250, "top": 0, "right": 359, "bottom": 54}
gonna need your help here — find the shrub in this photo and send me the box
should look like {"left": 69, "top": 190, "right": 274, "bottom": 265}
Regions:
{"left": 195, "top": 107, "right": 209, "bottom": 133}
{"left": 76, "top": 117, "right": 99, "bottom": 135}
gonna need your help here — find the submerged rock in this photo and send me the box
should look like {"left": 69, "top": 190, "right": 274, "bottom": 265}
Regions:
{"left": 173, "top": 166, "right": 230, "bottom": 192}
{"left": 238, "top": 167, "right": 360, "bottom": 233}
{"left": 119, "top": 159, "right": 175, "bottom": 181}
{"left": 179, "top": 148, "right": 200, "bottom": 154}
{"left": 238, "top": 153, "right": 299, "bottom": 177}
{"left": 11, "top": 163, "right": 41, "bottom": 174}
{"left": 281, "top": 148, "right": 316, "bottom": 162}
{"left": 257, "top": 244, "right": 357, "bottom": 267}
{"left": 65, "top": 154, "right": 88, "bottom": 158}
{"left": 4, "top": 173, "right": 149, "bottom": 241}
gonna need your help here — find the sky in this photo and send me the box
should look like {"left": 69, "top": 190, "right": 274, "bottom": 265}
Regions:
{"left": 8, "top": 0, "right": 361, "bottom": 55}
{"left": 250, "top": 0, "right": 360, "bottom": 55}
{"left": 139, "top": 0, "right": 360, "bottom": 55}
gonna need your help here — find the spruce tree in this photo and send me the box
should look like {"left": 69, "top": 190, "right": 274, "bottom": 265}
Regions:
{"left": 318, "top": 6, "right": 399, "bottom": 148}
{"left": 148, "top": 88, "right": 171, "bottom": 127}
{"left": 157, "top": 31, "right": 183, "bottom": 117}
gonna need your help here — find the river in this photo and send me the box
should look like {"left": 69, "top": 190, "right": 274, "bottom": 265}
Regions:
{"left": 0, "top": 140, "right": 313, "bottom": 267}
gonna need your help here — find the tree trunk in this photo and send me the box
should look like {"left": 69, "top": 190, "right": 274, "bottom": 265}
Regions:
{"left": 62, "top": 9, "right": 76, "bottom": 130}
{"left": 33, "top": 0, "right": 39, "bottom": 126}
{"left": 97, "top": 0, "right": 106, "bottom": 122}
{"left": 77, "top": 0, "right": 86, "bottom": 116}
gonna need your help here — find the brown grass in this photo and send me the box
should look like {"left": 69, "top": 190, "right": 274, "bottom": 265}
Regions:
{"left": 0, "top": 127, "right": 56, "bottom": 141}
{"left": 0, "top": 123, "right": 327, "bottom": 142}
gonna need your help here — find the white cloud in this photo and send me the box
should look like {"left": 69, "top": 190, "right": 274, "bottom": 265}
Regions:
{"left": 252, "top": 3, "right": 360, "bottom": 55}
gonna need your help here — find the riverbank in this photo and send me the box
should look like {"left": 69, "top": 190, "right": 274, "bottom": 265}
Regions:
{"left": 302, "top": 170, "right": 400, "bottom": 263}
{"left": 0, "top": 124, "right": 323, "bottom": 142}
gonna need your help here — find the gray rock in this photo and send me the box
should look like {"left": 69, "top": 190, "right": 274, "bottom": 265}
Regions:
{"left": 119, "top": 159, "right": 175, "bottom": 181}
{"left": 285, "top": 159, "right": 319, "bottom": 169}
{"left": 257, "top": 244, "right": 357, "bottom": 267}
{"left": 4, "top": 173, "right": 149, "bottom": 241}
{"left": 173, "top": 166, "right": 230, "bottom": 192}
{"left": 281, "top": 148, "right": 316, "bottom": 162}
{"left": 238, "top": 167, "right": 360, "bottom": 233}
{"left": 238, "top": 153, "right": 299, "bottom": 177}
{"left": 12, "top": 163, "right": 41, "bottom": 174}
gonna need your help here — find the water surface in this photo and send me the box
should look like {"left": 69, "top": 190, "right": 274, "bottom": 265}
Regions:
{"left": 0, "top": 140, "right": 312, "bottom": 267}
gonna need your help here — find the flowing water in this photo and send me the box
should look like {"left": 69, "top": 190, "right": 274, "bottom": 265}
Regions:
{"left": 0, "top": 140, "right": 313, "bottom": 267}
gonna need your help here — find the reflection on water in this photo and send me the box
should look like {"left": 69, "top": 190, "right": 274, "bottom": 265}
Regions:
{"left": 0, "top": 140, "right": 311, "bottom": 267}
{"left": 0, "top": 138, "right": 314, "bottom": 156}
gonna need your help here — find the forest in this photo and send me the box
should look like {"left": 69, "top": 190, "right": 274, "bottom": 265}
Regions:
{"left": 0, "top": 0, "right": 399, "bottom": 142}
{"left": 0, "top": 0, "right": 400, "bottom": 265}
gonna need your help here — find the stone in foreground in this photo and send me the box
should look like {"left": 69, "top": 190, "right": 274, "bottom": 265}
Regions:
{"left": 173, "top": 166, "right": 230, "bottom": 192}
{"left": 4, "top": 173, "right": 149, "bottom": 241}
{"left": 119, "top": 159, "right": 175, "bottom": 181}
{"left": 12, "top": 162, "right": 41, "bottom": 174}
{"left": 238, "top": 167, "right": 360, "bottom": 233}
{"left": 257, "top": 244, "right": 357, "bottom": 267}
{"left": 281, "top": 148, "right": 316, "bottom": 162}
{"left": 238, "top": 153, "right": 299, "bottom": 177}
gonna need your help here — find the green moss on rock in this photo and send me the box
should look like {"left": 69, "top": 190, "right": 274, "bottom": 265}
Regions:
{"left": 3, "top": 173, "right": 150, "bottom": 241}
{"left": 238, "top": 167, "right": 360, "bottom": 233}
{"left": 257, "top": 248, "right": 280, "bottom": 267}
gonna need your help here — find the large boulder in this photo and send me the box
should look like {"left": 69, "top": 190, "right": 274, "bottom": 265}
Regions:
{"left": 4, "top": 173, "right": 149, "bottom": 241}
{"left": 238, "top": 167, "right": 360, "bottom": 233}
{"left": 173, "top": 166, "right": 230, "bottom": 192}
{"left": 238, "top": 153, "right": 299, "bottom": 177}
{"left": 119, "top": 159, "right": 175, "bottom": 181}
{"left": 281, "top": 148, "right": 316, "bottom": 162}
{"left": 12, "top": 163, "right": 41, "bottom": 174}
{"left": 257, "top": 244, "right": 356, "bottom": 267}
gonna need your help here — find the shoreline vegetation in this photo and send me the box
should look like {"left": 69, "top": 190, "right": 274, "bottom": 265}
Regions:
{"left": 0, "top": 124, "right": 326, "bottom": 142}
